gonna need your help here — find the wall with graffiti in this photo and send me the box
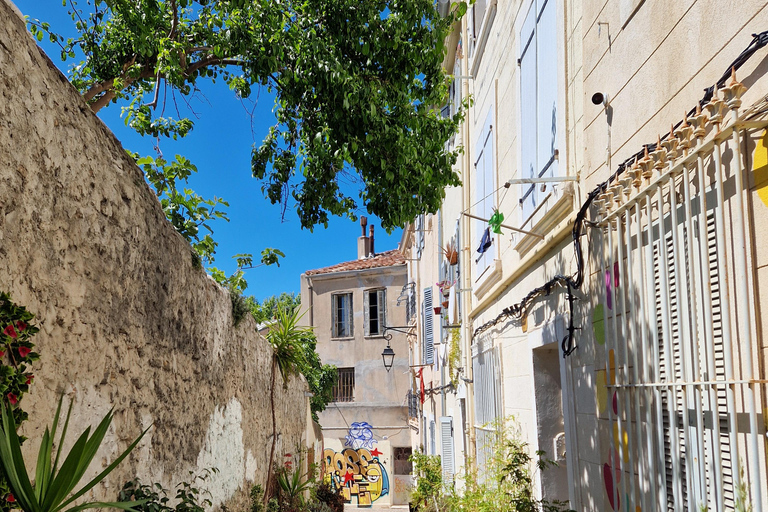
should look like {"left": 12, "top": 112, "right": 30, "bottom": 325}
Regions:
{"left": 323, "top": 422, "right": 391, "bottom": 507}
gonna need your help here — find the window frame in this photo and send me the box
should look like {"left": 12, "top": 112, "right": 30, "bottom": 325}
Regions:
{"left": 473, "top": 107, "right": 496, "bottom": 282}
{"left": 364, "top": 288, "right": 386, "bottom": 337}
{"left": 331, "top": 367, "right": 355, "bottom": 403}
{"left": 468, "top": 0, "right": 497, "bottom": 77}
{"left": 331, "top": 292, "right": 354, "bottom": 339}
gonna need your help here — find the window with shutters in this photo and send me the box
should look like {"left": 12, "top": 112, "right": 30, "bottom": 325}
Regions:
{"left": 331, "top": 292, "right": 353, "bottom": 338}
{"left": 474, "top": 108, "right": 496, "bottom": 279}
{"left": 364, "top": 288, "right": 386, "bottom": 337}
{"left": 331, "top": 367, "right": 355, "bottom": 402}
{"left": 422, "top": 288, "right": 434, "bottom": 365}
{"left": 519, "top": 0, "right": 559, "bottom": 223}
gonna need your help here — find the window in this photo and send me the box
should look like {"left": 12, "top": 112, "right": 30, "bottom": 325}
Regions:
{"left": 474, "top": 108, "right": 495, "bottom": 277}
{"left": 415, "top": 214, "right": 425, "bottom": 259}
{"left": 393, "top": 447, "right": 413, "bottom": 475}
{"left": 422, "top": 287, "right": 434, "bottom": 364}
{"left": 468, "top": 0, "right": 497, "bottom": 74}
{"left": 331, "top": 367, "right": 355, "bottom": 402}
{"left": 364, "top": 289, "right": 386, "bottom": 336}
{"left": 331, "top": 293, "right": 353, "bottom": 338}
{"left": 519, "top": 0, "right": 558, "bottom": 221}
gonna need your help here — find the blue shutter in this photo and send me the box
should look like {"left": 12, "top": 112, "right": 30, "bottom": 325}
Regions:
{"left": 475, "top": 109, "right": 495, "bottom": 276}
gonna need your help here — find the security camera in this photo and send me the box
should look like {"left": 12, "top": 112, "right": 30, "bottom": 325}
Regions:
{"left": 591, "top": 92, "right": 605, "bottom": 106}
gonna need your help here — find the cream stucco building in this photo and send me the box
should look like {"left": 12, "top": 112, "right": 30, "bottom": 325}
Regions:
{"left": 401, "top": 0, "right": 768, "bottom": 510}
{"left": 300, "top": 220, "right": 414, "bottom": 507}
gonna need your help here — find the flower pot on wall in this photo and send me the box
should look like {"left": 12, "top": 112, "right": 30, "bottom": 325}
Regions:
{"left": 433, "top": 306, "right": 442, "bottom": 315}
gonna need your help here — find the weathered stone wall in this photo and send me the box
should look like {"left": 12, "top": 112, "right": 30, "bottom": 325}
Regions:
{"left": 0, "top": 1, "right": 308, "bottom": 509}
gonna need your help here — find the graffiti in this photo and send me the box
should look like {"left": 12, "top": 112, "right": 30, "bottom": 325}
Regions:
{"left": 323, "top": 447, "right": 389, "bottom": 506}
{"left": 344, "top": 421, "right": 375, "bottom": 449}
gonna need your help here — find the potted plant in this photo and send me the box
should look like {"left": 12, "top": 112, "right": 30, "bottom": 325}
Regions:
{"left": 442, "top": 241, "right": 458, "bottom": 265}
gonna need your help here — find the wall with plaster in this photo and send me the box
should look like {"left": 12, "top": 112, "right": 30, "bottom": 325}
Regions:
{"left": 0, "top": 1, "right": 309, "bottom": 508}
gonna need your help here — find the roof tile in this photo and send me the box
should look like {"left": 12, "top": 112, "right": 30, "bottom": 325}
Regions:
{"left": 305, "top": 249, "right": 405, "bottom": 276}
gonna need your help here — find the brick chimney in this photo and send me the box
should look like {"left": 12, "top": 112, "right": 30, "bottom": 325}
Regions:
{"left": 369, "top": 224, "right": 375, "bottom": 257}
{"left": 358, "top": 216, "right": 370, "bottom": 259}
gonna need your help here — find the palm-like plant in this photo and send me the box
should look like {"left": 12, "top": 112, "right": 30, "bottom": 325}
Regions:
{"left": 0, "top": 396, "right": 149, "bottom": 512}
{"left": 264, "top": 307, "right": 310, "bottom": 502}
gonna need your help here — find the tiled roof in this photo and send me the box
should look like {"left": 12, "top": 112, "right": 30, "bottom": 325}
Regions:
{"left": 305, "top": 249, "right": 406, "bottom": 276}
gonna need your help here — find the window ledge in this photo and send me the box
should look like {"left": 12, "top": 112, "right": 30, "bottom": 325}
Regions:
{"left": 469, "top": 0, "right": 498, "bottom": 77}
{"left": 515, "top": 190, "right": 574, "bottom": 255}
{"left": 331, "top": 336, "right": 355, "bottom": 341}
{"left": 474, "top": 258, "right": 502, "bottom": 299}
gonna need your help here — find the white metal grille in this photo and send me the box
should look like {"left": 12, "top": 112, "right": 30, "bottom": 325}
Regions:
{"left": 593, "top": 82, "right": 766, "bottom": 512}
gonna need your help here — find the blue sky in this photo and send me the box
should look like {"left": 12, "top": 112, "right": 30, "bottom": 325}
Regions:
{"left": 14, "top": 0, "right": 403, "bottom": 303}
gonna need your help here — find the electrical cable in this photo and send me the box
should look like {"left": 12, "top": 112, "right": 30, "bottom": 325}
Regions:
{"left": 471, "top": 30, "right": 768, "bottom": 357}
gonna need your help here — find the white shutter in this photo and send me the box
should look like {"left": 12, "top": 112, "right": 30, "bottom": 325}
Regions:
{"left": 519, "top": 2, "right": 538, "bottom": 219}
{"left": 475, "top": 109, "right": 494, "bottom": 276}
{"left": 423, "top": 288, "right": 434, "bottom": 364}
{"left": 440, "top": 417, "right": 455, "bottom": 479}
{"left": 536, "top": 0, "right": 558, "bottom": 182}
{"left": 364, "top": 291, "right": 370, "bottom": 336}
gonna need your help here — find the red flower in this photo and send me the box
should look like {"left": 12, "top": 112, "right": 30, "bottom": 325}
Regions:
{"left": 7, "top": 393, "right": 18, "bottom": 405}
{"left": 6, "top": 494, "right": 15, "bottom": 503}
{"left": 15, "top": 321, "right": 26, "bottom": 332}
{"left": 0, "top": 350, "right": 5, "bottom": 358}
{"left": 18, "top": 346, "right": 31, "bottom": 358}
{"left": 25, "top": 374, "right": 33, "bottom": 385}
{"left": 3, "top": 325, "right": 17, "bottom": 339}
{"left": 284, "top": 453, "right": 292, "bottom": 457}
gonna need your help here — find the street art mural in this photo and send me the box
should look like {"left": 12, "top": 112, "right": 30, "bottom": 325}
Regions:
{"left": 344, "top": 421, "right": 376, "bottom": 449}
{"left": 324, "top": 423, "right": 389, "bottom": 506}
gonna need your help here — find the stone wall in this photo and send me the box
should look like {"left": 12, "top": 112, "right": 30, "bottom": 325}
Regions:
{"left": 0, "top": 1, "right": 309, "bottom": 509}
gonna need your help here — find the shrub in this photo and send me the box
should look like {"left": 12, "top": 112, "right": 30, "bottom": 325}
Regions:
{"left": 118, "top": 469, "right": 217, "bottom": 512}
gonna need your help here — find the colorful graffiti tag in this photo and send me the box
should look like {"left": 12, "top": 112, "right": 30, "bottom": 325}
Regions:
{"left": 323, "top": 443, "right": 389, "bottom": 505}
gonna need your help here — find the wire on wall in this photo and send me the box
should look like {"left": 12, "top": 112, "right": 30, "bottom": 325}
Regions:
{"left": 471, "top": 30, "right": 768, "bottom": 357}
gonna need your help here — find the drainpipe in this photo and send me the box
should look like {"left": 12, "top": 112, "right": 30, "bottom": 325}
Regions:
{"left": 305, "top": 275, "right": 314, "bottom": 328}
{"left": 459, "top": 13, "right": 477, "bottom": 467}
{"left": 438, "top": 208, "right": 447, "bottom": 416}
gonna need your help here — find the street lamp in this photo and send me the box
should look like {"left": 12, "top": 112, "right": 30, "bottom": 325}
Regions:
{"left": 381, "top": 342, "right": 395, "bottom": 372}
{"left": 381, "top": 325, "right": 413, "bottom": 372}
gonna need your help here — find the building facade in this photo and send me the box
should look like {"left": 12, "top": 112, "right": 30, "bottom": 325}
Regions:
{"left": 300, "top": 219, "right": 414, "bottom": 507}
{"left": 402, "top": 0, "right": 768, "bottom": 510}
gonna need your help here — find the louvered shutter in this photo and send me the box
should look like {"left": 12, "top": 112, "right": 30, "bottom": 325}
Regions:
{"left": 363, "top": 291, "right": 370, "bottom": 336}
{"left": 377, "top": 289, "right": 386, "bottom": 335}
{"left": 440, "top": 417, "right": 455, "bottom": 479}
{"left": 423, "top": 288, "right": 434, "bottom": 364}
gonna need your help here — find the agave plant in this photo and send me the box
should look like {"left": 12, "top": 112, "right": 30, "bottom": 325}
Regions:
{"left": 0, "top": 396, "right": 149, "bottom": 512}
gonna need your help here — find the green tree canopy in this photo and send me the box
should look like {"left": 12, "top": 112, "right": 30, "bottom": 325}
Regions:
{"left": 32, "top": 0, "right": 467, "bottom": 231}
